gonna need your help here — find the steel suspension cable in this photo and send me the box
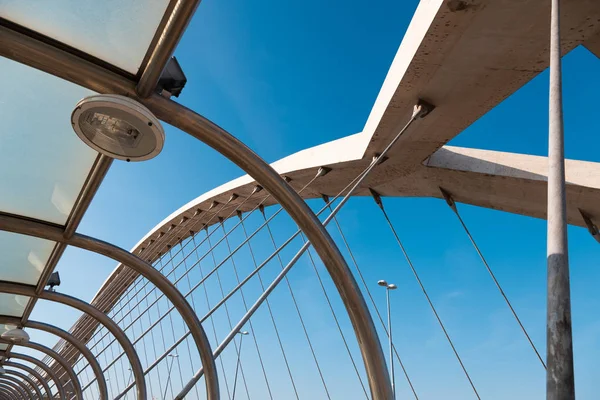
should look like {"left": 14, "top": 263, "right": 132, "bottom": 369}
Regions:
{"left": 322, "top": 195, "right": 419, "bottom": 399}
{"left": 83, "top": 195, "right": 245, "bottom": 358}
{"left": 87, "top": 195, "right": 263, "bottom": 364}
{"left": 174, "top": 101, "right": 432, "bottom": 399}
{"left": 176, "top": 240, "right": 204, "bottom": 400}
{"left": 116, "top": 171, "right": 328, "bottom": 398}
{"left": 219, "top": 218, "right": 273, "bottom": 399}
{"left": 237, "top": 211, "right": 294, "bottom": 400}
{"left": 157, "top": 256, "right": 186, "bottom": 392}
{"left": 440, "top": 188, "right": 546, "bottom": 369}
{"left": 111, "top": 226, "right": 235, "bottom": 400}
{"left": 87, "top": 199, "right": 235, "bottom": 351}
{"left": 101, "top": 202, "right": 304, "bottom": 379}
{"left": 371, "top": 191, "right": 481, "bottom": 399}
{"left": 108, "top": 174, "right": 326, "bottom": 371}
{"left": 301, "top": 234, "right": 369, "bottom": 398}
{"left": 205, "top": 231, "right": 252, "bottom": 400}
{"left": 260, "top": 206, "right": 332, "bottom": 399}
{"left": 193, "top": 230, "right": 233, "bottom": 400}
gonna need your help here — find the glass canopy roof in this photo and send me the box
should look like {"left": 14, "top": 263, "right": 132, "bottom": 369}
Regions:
{"left": 0, "top": 56, "right": 97, "bottom": 225}
{"left": 0, "top": 0, "right": 171, "bottom": 73}
{"left": 0, "top": 294, "right": 29, "bottom": 317}
{"left": 0, "top": 48, "right": 103, "bottom": 332}
{"left": 0, "top": 232, "right": 55, "bottom": 285}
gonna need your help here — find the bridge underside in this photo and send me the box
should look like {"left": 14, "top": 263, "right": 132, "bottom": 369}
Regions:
{"left": 0, "top": 0, "right": 598, "bottom": 398}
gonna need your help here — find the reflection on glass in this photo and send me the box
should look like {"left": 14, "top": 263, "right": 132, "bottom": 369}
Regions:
{"left": 0, "top": 0, "right": 170, "bottom": 73}
{"left": 0, "top": 294, "right": 29, "bottom": 317}
{"left": 0, "top": 232, "right": 55, "bottom": 285}
{"left": 0, "top": 56, "right": 98, "bottom": 224}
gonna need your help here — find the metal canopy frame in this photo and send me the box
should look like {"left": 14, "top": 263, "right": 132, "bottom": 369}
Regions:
{"left": 9, "top": 352, "right": 66, "bottom": 400}
{"left": 0, "top": 339, "right": 82, "bottom": 400}
{"left": 0, "top": 376, "right": 31, "bottom": 400}
{"left": 0, "top": 317, "right": 107, "bottom": 400}
{"left": 0, "top": 281, "right": 142, "bottom": 400}
{"left": 0, "top": 384, "right": 20, "bottom": 400}
{"left": 2, "top": 369, "right": 43, "bottom": 400}
{"left": 3, "top": 361, "right": 52, "bottom": 400}
{"left": 0, "top": 2, "right": 391, "bottom": 399}
{"left": 0, "top": 380, "right": 26, "bottom": 400}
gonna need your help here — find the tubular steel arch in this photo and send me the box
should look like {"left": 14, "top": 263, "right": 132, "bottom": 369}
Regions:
{"left": 2, "top": 369, "right": 43, "bottom": 400}
{"left": 24, "top": 320, "right": 108, "bottom": 400}
{"left": 1, "top": 340, "right": 81, "bottom": 400}
{"left": 0, "top": 385, "right": 19, "bottom": 400}
{"left": 0, "top": 376, "right": 30, "bottom": 400}
{"left": 3, "top": 361, "right": 52, "bottom": 400}
{"left": 0, "top": 26, "right": 392, "bottom": 399}
{"left": 0, "top": 282, "right": 140, "bottom": 400}
{"left": 0, "top": 316, "right": 106, "bottom": 400}
{"left": 9, "top": 352, "right": 66, "bottom": 400}
{"left": 0, "top": 212, "right": 218, "bottom": 400}
{"left": 0, "top": 382, "right": 24, "bottom": 400}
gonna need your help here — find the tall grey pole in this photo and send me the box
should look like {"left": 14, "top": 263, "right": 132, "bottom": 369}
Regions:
{"left": 387, "top": 288, "right": 395, "bottom": 399}
{"left": 547, "top": 0, "right": 575, "bottom": 399}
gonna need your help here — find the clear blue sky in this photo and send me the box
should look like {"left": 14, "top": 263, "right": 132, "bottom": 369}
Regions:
{"left": 27, "top": 0, "right": 600, "bottom": 398}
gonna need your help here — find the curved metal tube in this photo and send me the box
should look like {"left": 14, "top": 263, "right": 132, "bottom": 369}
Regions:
{"left": 0, "top": 214, "right": 218, "bottom": 400}
{"left": 10, "top": 352, "right": 66, "bottom": 400}
{"left": 25, "top": 320, "right": 109, "bottom": 400}
{"left": 0, "top": 24, "right": 390, "bottom": 399}
{"left": 0, "top": 382, "right": 24, "bottom": 400}
{"left": 0, "top": 386, "right": 15, "bottom": 400}
{"left": 3, "top": 369, "right": 43, "bottom": 400}
{"left": 136, "top": 0, "right": 201, "bottom": 97}
{"left": 3, "top": 361, "right": 52, "bottom": 400}
{"left": 0, "top": 282, "right": 143, "bottom": 400}
{"left": 2, "top": 340, "right": 81, "bottom": 400}
{"left": 0, "top": 376, "right": 30, "bottom": 400}
{"left": 154, "top": 101, "right": 392, "bottom": 399}
{"left": 0, "top": 385, "right": 19, "bottom": 400}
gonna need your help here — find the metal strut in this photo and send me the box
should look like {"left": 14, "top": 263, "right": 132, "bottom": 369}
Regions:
{"left": 439, "top": 187, "right": 546, "bottom": 369}
{"left": 369, "top": 188, "right": 481, "bottom": 400}
{"left": 579, "top": 209, "right": 600, "bottom": 244}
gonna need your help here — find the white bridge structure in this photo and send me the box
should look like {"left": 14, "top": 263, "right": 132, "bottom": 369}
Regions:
{"left": 0, "top": 0, "right": 599, "bottom": 399}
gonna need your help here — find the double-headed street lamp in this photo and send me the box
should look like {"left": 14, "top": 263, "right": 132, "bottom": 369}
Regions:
{"left": 378, "top": 280, "right": 398, "bottom": 399}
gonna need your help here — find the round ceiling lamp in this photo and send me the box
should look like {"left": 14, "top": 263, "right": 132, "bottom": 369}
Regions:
{"left": 71, "top": 94, "right": 165, "bottom": 162}
{"left": 1, "top": 328, "right": 30, "bottom": 344}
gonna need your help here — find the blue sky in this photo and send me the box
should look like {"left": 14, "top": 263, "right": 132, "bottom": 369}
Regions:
{"left": 25, "top": 0, "right": 600, "bottom": 398}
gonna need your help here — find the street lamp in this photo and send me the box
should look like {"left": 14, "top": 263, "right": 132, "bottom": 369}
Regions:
{"left": 378, "top": 280, "right": 398, "bottom": 399}
{"left": 232, "top": 330, "right": 249, "bottom": 399}
{"left": 1, "top": 328, "right": 29, "bottom": 344}
{"left": 162, "top": 353, "right": 179, "bottom": 399}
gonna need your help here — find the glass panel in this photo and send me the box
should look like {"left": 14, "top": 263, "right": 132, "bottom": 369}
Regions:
{"left": 0, "top": 232, "right": 55, "bottom": 285}
{"left": 0, "top": 324, "right": 18, "bottom": 335}
{"left": 0, "top": 294, "right": 29, "bottom": 317}
{"left": 0, "top": 56, "right": 98, "bottom": 225}
{"left": 0, "top": 0, "right": 171, "bottom": 73}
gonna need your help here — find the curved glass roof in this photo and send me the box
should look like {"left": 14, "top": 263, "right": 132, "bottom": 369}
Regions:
{"left": 0, "top": 0, "right": 171, "bottom": 73}
{"left": 0, "top": 0, "right": 179, "bottom": 377}
{"left": 0, "top": 57, "right": 97, "bottom": 225}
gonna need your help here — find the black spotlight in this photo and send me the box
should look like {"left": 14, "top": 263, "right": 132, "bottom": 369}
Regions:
{"left": 46, "top": 272, "right": 61, "bottom": 291}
